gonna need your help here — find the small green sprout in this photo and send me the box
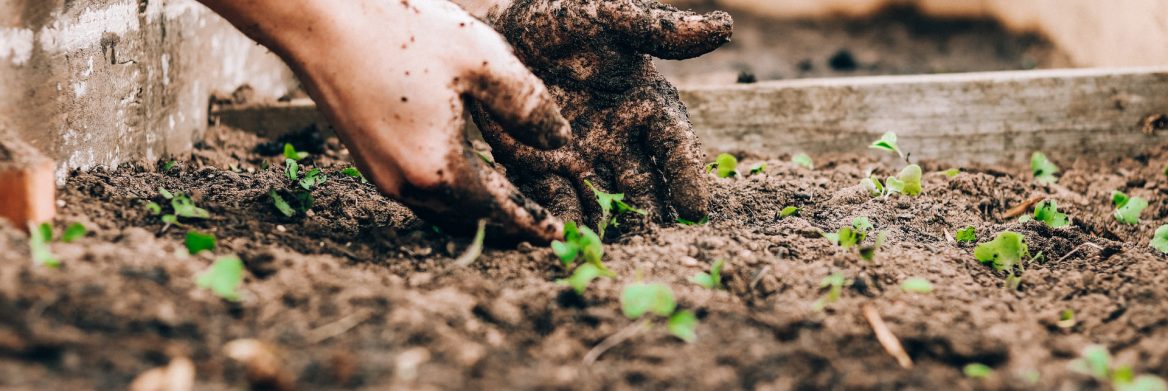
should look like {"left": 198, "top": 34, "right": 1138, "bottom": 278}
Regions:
{"left": 285, "top": 159, "right": 300, "bottom": 181}
{"left": 1151, "top": 225, "right": 1168, "bottom": 254}
{"left": 1031, "top": 152, "right": 1059, "bottom": 184}
{"left": 779, "top": 206, "right": 799, "bottom": 218}
{"left": 298, "top": 168, "right": 327, "bottom": 190}
{"left": 677, "top": 216, "right": 709, "bottom": 226}
{"left": 690, "top": 259, "right": 725, "bottom": 289}
{"left": 852, "top": 217, "right": 873, "bottom": 232}
{"left": 28, "top": 222, "right": 59, "bottom": 268}
{"left": 170, "top": 193, "right": 210, "bottom": 219}
{"left": 974, "top": 231, "right": 1029, "bottom": 273}
{"left": 712, "top": 153, "right": 739, "bottom": 178}
{"left": 196, "top": 255, "right": 245, "bottom": 302}
{"left": 558, "top": 263, "right": 605, "bottom": 294}
{"left": 621, "top": 282, "right": 676, "bottom": 319}
{"left": 1112, "top": 191, "right": 1147, "bottom": 225}
{"left": 551, "top": 221, "right": 606, "bottom": 271}
{"left": 885, "top": 164, "right": 923, "bottom": 196}
{"left": 1033, "top": 200, "right": 1070, "bottom": 228}
{"left": 1058, "top": 309, "right": 1077, "bottom": 329}
{"left": 942, "top": 168, "right": 960, "bottom": 178}
{"left": 667, "top": 310, "right": 698, "bottom": 343}
{"left": 586, "top": 181, "right": 646, "bottom": 237}
{"left": 453, "top": 219, "right": 487, "bottom": 267}
{"left": 340, "top": 167, "right": 368, "bottom": 183}
{"left": 159, "top": 187, "right": 174, "bottom": 199}
{"left": 955, "top": 226, "right": 977, "bottom": 243}
{"left": 825, "top": 217, "right": 872, "bottom": 249}
{"left": 792, "top": 153, "right": 814, "bottom": 169}
{"left": 269, "top": 189, "right": 296, "bottom": 217}
{"left": 61, "top": 223, "right": 87, "bottom": 243}
{"left": 858, "top": 231, "right": 888, "bottom": 262}
{"left": 1069, "top": 345, "right": 1168, "bottom": 391}
{"left": 964, "top": 363, "right": 993, "bottom": 379}
{"left": 185, "top": 231, "right": 217, "bottom": 254}
{"left": 813, "top": 272, "right": 851, "bottom": 311}
{"left": 861, "top": 175, "right": 885, "bottom": 197}
{"left": 283, "top": 143, "right": 308, "bottom": 161}
{"left": 901, "top": 277, "right": 933, "bottom": 293}
{"left": 749, "top": 162, "right": 767, "bottom": 175}
{"left": 869, "top": 132, "right": 903, "bottom": 158}
{"left": 162, "top": 160, "right": 176, "bottom": 172}
{"left": 146, "top": 202, "right": 162, "bottom": 215}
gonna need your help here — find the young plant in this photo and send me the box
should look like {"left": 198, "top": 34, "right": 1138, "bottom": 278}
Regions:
{"left": 885, "top": 164, "right": 923, "bottom": 196}
{"left": 1112, "top": 191, "right": 1148, "bottom": 225}
{"left": 677, "top": 216, "right": 709, "bottom": 226}
{"left": 270, "top": 159, "right": 328, "bottom": 217}
{"left": 551, "top": 221, "right": 605, "bottom": 267}
{"left": 825, "top": 217, "right": 873, "bottom": 249}
{"left": 620, "top": 282, "right": 697, "bottom": 342}
{"left": 1032, "top": 200, "right": 1070, "bottom": 228}
{"left": 813, "top": 272, "right": 852, "bottom": 311}
{"left": 152, "top": 187, "right": 210, "bottom": 228}
{"left": 558, "top": 263, "right": 605, "bottom": 294}
{"left": 858, "top": 231, "right": 888, "bottom": 262}
{"left": 792, "top": 153, "right": 814, "bottom": 169}
{"left": 749, "top": 162, "right": 767, "bottom": 175}
{"left": 185, "top": 231, "right": 217, "bottom": 254}
{"left": 706, "top": 153, "right": 739, "bottom": 178}
{"left": 941, "top": 168, "right": 960, "bottom": 178}
{"left": 974, "top": 231, "right": 1041, "bottom": 289}
{"left": 586, "top": 180, "right": 646, "bottom": 238}
{"left": 61, "top": 223, "right": 87, "bottom": 243}
{"left": 955, "top": 226, "right": 977, "bottom": 243}
{"left": 690, "top": 259, "right": 725, "bottom": 289}
{"left": 1058, "top": 309, "right": 1077, "bottom": 329}
{"left": 453, "top": 220, "right": 487, "bottom": 267}
{"left": 28, "top": 222, "right": 59, "bottom": 268}
{"left": 870, "top": 132, "right": 903, "bottom": 158}
{"left": 861, "top": 175, "right": 885, "bottom": 197}
{"left": 901, "top": 277, "right": 933, "bottom": 293}
{"left": 1151, "top": 225, "right": 1168, "bottom": 254}
{"left": 1031, "top": 152, "right": 1059, "bottom": 184}
{"left": 779, "top": 206, "right": 799, "bottom": 219}
{"left": 283, "top": 143, "right": 308, "bottom": 161}
{"left": 341, "top": 167, "right": 369, "bottom": 183}
{"left": 196, "top": 255, "right": 245, "bottom": 302}
{"left": 964, "top": 363, "right": 993, "bottom": 379}
{"left": 1069, "top": 345, "right": 1167, "bottom": 391}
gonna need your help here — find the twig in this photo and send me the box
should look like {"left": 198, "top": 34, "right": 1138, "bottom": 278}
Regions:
{"left": 1003, "top": 196, "right": 1046, "bottom": 219}
{"left": 943, "top": 229, "right": 955, "bottom": 244}
{"left": 862, "top": 304, "right": 913, "bottom": 369}
{"left": 583, "top": 319, "right": 649, "bottom": 365}
{"left": 453, "top": 219, "right": 487, "bottom": 267}
{"left": 305, "top": 309, "right": 373, "bottom": 344}
{"left": 1055, "top": 242, "right": 1104, "bottom": 264}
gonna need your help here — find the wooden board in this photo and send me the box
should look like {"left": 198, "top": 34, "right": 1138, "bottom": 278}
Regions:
{"left": 212, "top": 67, "right": 1168, "bottom": 164}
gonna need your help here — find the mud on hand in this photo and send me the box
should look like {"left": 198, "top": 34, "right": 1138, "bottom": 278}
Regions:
{"left": 470, "top": 0, "right": 733, "bottom": 233}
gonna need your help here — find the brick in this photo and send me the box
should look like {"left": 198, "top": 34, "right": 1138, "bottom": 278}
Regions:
{"left": 0, "top": 136, "right": 55, "bottom": 228}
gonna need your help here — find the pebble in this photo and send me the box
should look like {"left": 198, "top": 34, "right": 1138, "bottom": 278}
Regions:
{"left": 276, "top": 225, "right": 286, "bottom": 232}
{"left": 305, "top": 209, "right": 315, "bottom": 217}
{"left": 56, "top": 200, "right": 66, "bottom": 208}
{"left": 679, "top": 256, "right": 699, "bottom": 267}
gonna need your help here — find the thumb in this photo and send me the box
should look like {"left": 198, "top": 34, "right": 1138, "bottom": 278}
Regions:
{"left": 598, "top": 0, "right": 733, "bottom": 60}
{"left": 464, "top": 47, "right": 572, "bottom": 151}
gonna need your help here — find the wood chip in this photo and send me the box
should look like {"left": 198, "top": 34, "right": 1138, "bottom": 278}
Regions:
{"left": 862, "top": 304, "right": 913, "bottom": 369}
{"left": 1003, "top": 196, "right": 1046, "bottom": 219}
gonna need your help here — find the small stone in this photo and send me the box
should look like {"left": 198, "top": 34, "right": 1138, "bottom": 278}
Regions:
{"left": 56, "top": 199, "right": 66, "bottom": 208}
{"left": 276, "top": 225, "right": 286, "bottom": 232}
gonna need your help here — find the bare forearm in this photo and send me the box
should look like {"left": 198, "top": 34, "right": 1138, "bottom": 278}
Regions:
{"left": 197, "top": 0, "right": 341, "bottom": 57}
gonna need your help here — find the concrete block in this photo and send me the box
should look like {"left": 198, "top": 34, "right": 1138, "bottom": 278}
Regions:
{"left": 0, "top": 135, "right": 56, "bottom": 228}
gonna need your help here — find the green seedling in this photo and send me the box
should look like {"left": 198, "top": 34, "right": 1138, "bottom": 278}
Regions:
{"left": 792, "top": 153, "right": 814, "bottom": 169}
{"left": 677, "top": 216, "right": 709, "bottom": 226}
{"left": 269, "top": 189, "right": 296, "bottom": 217}
{"left": 870, "top": 132, "right": 903, "bottom": 158}
{"left": 901, "top": 277, "right": 933, "bottom": 293}
{"left": 585, "top": 180, "right": 646, "bottom": 238}
{"left": 1069, "top": 345, "right": 1168, "bottom": 391}
{"left": 551, "top": 221, "right": 611, "bottom": 278}
{"left": 667, "top": 310, "right": 698, "bottom": 343}
{"left": 61, "top": 223, "right": 87, "bottom": 243}
{"left": 813, "top": 272, "right": 851, "bottom": 311}
{"left": 453, "top": 220, "right": 487, "bottom": 267}
{"left": 620, "top": 282, "right": 697, "bottom": 342}
{"left": 861, "top": 175, "right": 885, "bottom": 197}
{"left": 298, "top": 168, "right": 327, "bottom": 190}
{"left": 146, "top": 202, "right": 162, "bottom": 215}
{"left": 1151, "top": 225, "right": 1168, "bottom": 254}
{"left": 974, "top": 231, "right": 1029, "bottom": 273}
{"left": 185, "top": 231, "right": 217, "bottom": 254}
{"left": 825, "top": 217, "right": 873, "bottom": 249}
{"left": 779, "top": 206, "right": 799, "bottom": 218}
{"left": 159, "top": 187, "right": 174, "bottom": 199}
{"left": 162, "top": 160, "right": 176, "bottom": 172}
{"left": 28, "top": 222, "right": 59, "bottom": 268}
{"left": 690, "top": 259, "right": 725, "bottom": 289}
{"left": 558, "top": 263, "right": 605, "bottom": 294}
{"left": 707, "top": 153, "right": 739, "bottom": 178}
{"left": 283, "top": 143, "right": 308, "bottom": 161}
{"left": 196, "top": 255, "right": 245, "bottom": 302}
{"left": 153, "top": 188, "right": 209, "bottom": 228}
{"left": 1058, "top": 309, "right": 1077, "bottom": 329}
{"left": 955, "top": 226, "right": 977, "bottom": 243}
{"left": 1112, "top": 191, "right": 1147, "bottom": 225}
{"left": 749, "top": 162, "right": 767, "bottom": 175}
{"left": 1033, "top": 200, "right": 1070, "bottom": 228}
{"left": 285, "top": 159, "right": 299, "bottom": 181}
{"left": 942, "top": 168, "right": 960, "bottom": 178}
{"left": 858, "top": 231, "right": 888, "bottom": 262}
{"left": 1031, "top": 152, "right": 1059, "bottom": 184}
{"left": 340, "top": 167, "right": 368, "bottom": 183}
{"left": 964, "top": 363, "right": 993, "bottom": 379}
{"left": 885, "top": 164, "right": 923, "bottom": 196}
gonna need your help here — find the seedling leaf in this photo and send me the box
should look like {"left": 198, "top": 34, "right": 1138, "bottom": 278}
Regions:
{"left": 870, "top": 132, "right": 903, "bottom": 157}
{"left": 667, "top": 310, "right": 698, "bottom": 343}
{"left": 901, "top": 277, "right": 933, "bottom": 293}
{"left": 61, "top": 223, "right": 87, "bottom": 243}
{"left": 171, "top": 194, "right": 210, "bottom": 219}
{"left": 558, "top": 263, "right": 604, "bottom": 294}
{"left": 1117, "top": 376, "right": 1168, "bottom": 391}
{"left": 285, "top": 159, "right": 300, "bottom": 181}
{"left": 283, "top": 143, "right": 308, "bottom": 161}
{"left": 861, "top": 176, "right": 884, "bottom": 197}
{"left": 1152, "top": 225, "right": 1168, "bottom": 254}
{"left": 886, "top": 164, "right": 923, "bottom": 196}
{"left": 858, "top": 231, "right": 887, "bottom": 261}
{"left": 146, "top": 202, "right": 162, "bottom": 215}
{"left": 942, "top": 168, "right": 960, "bottom": 177}
{"left": 1058, "top": 309, "right": 1077, "bottom": 329}
{"left": 162, "top": 160, "right": 176, "bottom": 172}
{"left": 1112, "top": 191, "right": 1147, "bottom": 225}
{"left": 974, "top": 231, "right": 1028, "bottom": 272}
{"left": 299, "top": 168, "right": 327, "bottom": 190}
{"left": 792, "top": 153, "right": 814, "bottom": 169}
{"left": 677, "top": 216, "right": 709, "bottom": 226}
{"left": 955, "top": 226, "right": 977, "bottom": 243}
{"left": 1031, "top": 152, "right": 1059, "bottom": 184}
{"left": 341, "top": 167, "right": 368, "bottom": 183}
{"left": 28, "top": 222, "right": 59, "bottom": 268}
{"left": 749, "top": 162, "right": 767, "bottom": 175}
{"left": 196, "top": 255, "right": 245, "bottom": 302}
{"left": 158, "top": 187, "right": 174, "bottom": 200}
{"left": 964, "top": 363, "right": 993, "bottom": 379}
{"left": 715, "top": 153, "right": 739, "bottom": 178}
{"left": 269, "top": 189, "right": 296, "bottom": 217}
{"left": 813, "top": 272, "right": 851, "bottom": 311}
{"left": 1033, "top": 200, "right": 1070, "bottom": 228}
{"left": 585, "top": 180, "right": 646, "bottom": 237}
{"left": 690, "top": 259, "right": 725, "bottom": 289}
{"left": 852, "top": 217, "right": 873, "bottom": 232}
{"left": 779, "top": 206, "right": 799, "bottom": 218}
{"left": 551, "top": 221, "right": 605, "bottom": 269}
{"left": 621, "top": 282, "right": 676, "bottom": 319}
{"left": 453, "top": 219, "right": 487, "bottom": 267}
{"left": 185, "top": 231, "right": 217, "bottom": 254}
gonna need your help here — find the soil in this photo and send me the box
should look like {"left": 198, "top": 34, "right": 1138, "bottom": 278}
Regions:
{"left": 655, "top": 6, "right": 1073, "bottom": 86}
{"left": 2, "top": 123, "right": 1168, "bottom": 390}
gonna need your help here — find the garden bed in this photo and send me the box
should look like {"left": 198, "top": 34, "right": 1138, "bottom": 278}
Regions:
{"left": 2, "top": 125, "right": 1167, "bottom": 390}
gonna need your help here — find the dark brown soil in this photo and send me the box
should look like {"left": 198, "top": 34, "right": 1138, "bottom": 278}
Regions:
{"left": 2, "top": 124, "right": 1167, "bottom": 390}
{"left": 655, "top": 6, "right": 1072, "bottom": 86}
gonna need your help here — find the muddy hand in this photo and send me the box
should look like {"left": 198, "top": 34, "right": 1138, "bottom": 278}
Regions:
{"left": 200, "top": 0, "right": 572, "bottom": 242}
{"left": 464, "top": 0, "right": 733, "bottom": 229}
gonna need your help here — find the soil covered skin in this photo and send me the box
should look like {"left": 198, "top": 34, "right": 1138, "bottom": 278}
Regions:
{"left": 2, "top": 125, "right": 1167, "bottom": 390}
{"left": 655, "top": 5, "right": 1072, "bottom": 86}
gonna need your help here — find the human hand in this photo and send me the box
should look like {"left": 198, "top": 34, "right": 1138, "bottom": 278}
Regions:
{"left": 202, "top": 0, "right": 574, "bottom": 242}
{"left": 469, "top": 0, "right": 733, "bottom": 231}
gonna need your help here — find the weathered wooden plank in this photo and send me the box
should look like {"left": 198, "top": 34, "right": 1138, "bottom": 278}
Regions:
{"left": 212, "top": 67, "right": 1168, "bottom": 164}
